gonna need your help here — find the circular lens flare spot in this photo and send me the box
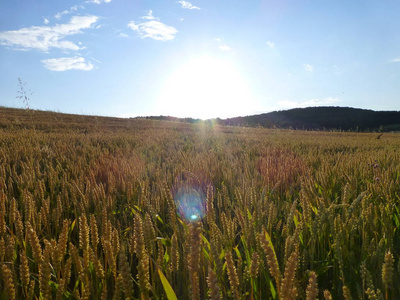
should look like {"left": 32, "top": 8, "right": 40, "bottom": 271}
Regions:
{"left": 175, "top": 189, "right": 205, "bottom": 223}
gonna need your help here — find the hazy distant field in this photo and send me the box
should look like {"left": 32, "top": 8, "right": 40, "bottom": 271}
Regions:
{"left": 1, "top": 108, "right": 400, "bottom": 299}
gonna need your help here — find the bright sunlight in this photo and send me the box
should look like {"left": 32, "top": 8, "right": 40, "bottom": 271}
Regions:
{"left": 157, "top": 56, "right": 258, "bottom": 119}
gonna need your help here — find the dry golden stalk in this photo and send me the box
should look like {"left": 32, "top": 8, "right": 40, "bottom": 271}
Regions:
{"left": 111, "top": 228, "right": 120, "bottom": 258}
{"left": 342, "top": 285, "right": 353, "bottom": 300}
{"left": 206, "top": 185, "right": 216, "bottom": 223}
{"left": 40, "top": 241, "right": 52, "bottom": 300}
{"left": 101, "top": 283, "right": 108, "bottom": 300}
{"left": 79, "top": 215, "right": 90, "bottom": 252}
{"left": 89, "top": 247, "right": 105, "bottom": 279}
{"left": 62, "top": 258, "right": 72, "bottom": 291}
{"left": 90, "top": 215, "right": 99, "bottom": 252}
{"left": 20, "top": 251, "right": 30, "bottom": 289}
{"left": 0, "top": 192, "right": 6, "bottom": 235}
{"left": 69, "top": 242, "right": 83, "bottom": 279}
{"left": 207, "top": 266, "right": 221, "bottom": 300}
{"left": 56, "top": 258, "right": 72, "bottom": 300}
{"left": 143, "top": 213, "right": 156, "bottom": 254}
{"left": 134, "top": 214, "right": 150, "bottom": 299}
{"left": 166, "top": 189, "right": 177, "bottom": 231}
{"left": 280, "top": 247, "right": 299, "bottom": 300}
{"left": 9, "top": 197, "right": 17, "bottom": 226}
{"left": 113, "top": 273, "right": 123, "bottom": 300}
{"left": 53, "top": 219, "right": 69, "bottom": 275}
{"left": 267, "top": 203, "right": 276, "bottom": 232}
{"left": 56, "top": 278, "right": 66, "bottom": 300}
{"left": 170, "top": 232, "right": 179, "bottom": 272}
{"left": 55, "top": 196, "right": 62, "bottom": 227}
{"left": 0, "top": 238, "right": 5, "bottom": 260}
{"left": 250, "top": 252, "right": 260, "bottom": 278}
{"left": 1, "top": 263, "right": 16, "bottom": 300}
{"left": 14, "top": 210, "right": 24, "bottom": 243}
{"left": 26, "top": 222, "right": 42, "bottom": 263}
{"left": 382, "top": 250, "right": 394, "bottom": 287}
{"left": 210, "top": 223, "right": 223, "bottom": 277}
{"left": 365, "top": 288, "right": 378, "bottom": 300}
{"left": 287, "top": 199, "right": 298, "bottom": 230}
{"left": 188, "top": 222, "right": 202, "bottom": 300}
{"left": 225, "top": 252, "right": 240, "bottom": 299}
{"left": 119, "top": 249, "right": 133, "bottom": 300}
{"left": 156, "top": 239, "right": 164, "bottom": 269}
{"left": 104, "top": 239, "right": 117, "bottom": 277}
{"left": 81, "top": 276, "right": 91, "bottom": 300}
{"left": 306, "top": 271, "right": 318, "bottom": 300}
{"left": 260, "top": 232, "right": 281, "bottom": 291}
{"left": 323, "top": 290, "right": 333, "bottom": 300}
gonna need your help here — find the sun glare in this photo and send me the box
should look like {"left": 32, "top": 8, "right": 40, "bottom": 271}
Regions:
{"left": 157, "top": 56, "right": 258, "bottom": 119}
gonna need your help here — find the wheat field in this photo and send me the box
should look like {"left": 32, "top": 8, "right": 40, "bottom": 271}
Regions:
{"left": 0, "top": 109, "right": 399, "bottom": 299}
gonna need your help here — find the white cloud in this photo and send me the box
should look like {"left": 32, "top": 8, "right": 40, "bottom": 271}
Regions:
{"left": 55, "top": 10, "right": 69, "bottom": 20}
{"left": 177, "top": 1, "right": 200, "bottom": 10}
{"left": 142, "top": 10, "right": 156, "bottom": 20}
{"left": 278, "top": 97, "right": 341, "bottom": 109}
{"left": 55, "top": 5, "right": 83, "bottom": 19}
{"left": 0, "top": 15, "right": 98, "bottom": 52}
{"left": 303, "top": 63, "right": 313, "bottom": 72}
{"left": 43, "top": 18, "right": 50, "bottom": 25}
{"left": 41, "top": 56, "right": 94, "bottom": 71}
{"left": 128, "top": 12, "right": 178, "bottom": 41}
{"left": 219, "top": 45, "right": 231, "bottom": 51}
{"left": 266, "top": 41, "right": 275, "bottom": 49}
{"left": 392, "top": 58, "right": 400, "bottom": 63}
{"left": 118, "top": 33, "right": 129, "bottom": 38}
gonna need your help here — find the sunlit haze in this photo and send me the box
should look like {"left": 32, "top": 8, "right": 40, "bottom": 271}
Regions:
{"left": 1, "top": 1, "right": 399, "bottom": 119}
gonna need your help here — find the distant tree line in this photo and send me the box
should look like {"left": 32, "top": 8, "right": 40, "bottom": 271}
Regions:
{"left": 220, "top": 107, "right": 400, "bottom": 132}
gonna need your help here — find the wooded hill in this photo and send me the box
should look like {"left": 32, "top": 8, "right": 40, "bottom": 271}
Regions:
{"left": 221, "top": 107, "right": 400, "bottom": 131}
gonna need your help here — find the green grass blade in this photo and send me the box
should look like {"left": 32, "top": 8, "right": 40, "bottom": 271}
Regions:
{"left": 157, "top": 267, "right": 178, "bottom": 300}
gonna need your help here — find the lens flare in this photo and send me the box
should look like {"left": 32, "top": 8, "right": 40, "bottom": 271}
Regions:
{"left": 174, "top": 188, "right": 205, "bottom": 223}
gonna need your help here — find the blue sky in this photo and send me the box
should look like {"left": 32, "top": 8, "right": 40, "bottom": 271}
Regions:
{"left": 1, "top": 0, "right": 399, "bottom": 119}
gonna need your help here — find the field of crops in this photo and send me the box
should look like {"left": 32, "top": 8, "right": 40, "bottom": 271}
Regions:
{"left": 0, "top": 108, "right": 400, "bottom": 299}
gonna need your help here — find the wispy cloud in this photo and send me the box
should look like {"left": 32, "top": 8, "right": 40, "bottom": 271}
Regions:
{"left": 177, "top": 1, "right": 200, "bottom": 10}
{"left": 41, "top": 56, "right": 94, "bottom": 71}
{"left": 266, "top": 41, "right": 275, "bottom": 49}
{"left": 43, "top": 18, "right": 50, "bottom": 25}
{"left": 214, "top": 38, "right": 232, "bottom": 52}
{"left": 333, "top": 64, "right": 342, "bottom": 75}
{"left": 392, "top": 58, "right": 400, "bottom": 63}
{"left": 0, "top": 15, "right": 98, "bottom": 52}
{"left": 55, "top": 5, "right": 82, "bottom": 20}
{"left": 118, "top": 33, "right": 129, "bottom": 38}
{"left": 128, "top": 11, "right": 178, "bottom": 41}
{"left": 55, "top": 10, "right": 70, "bottom": 20}
{"left": 142, "top": 10, "right": 156, "bottom": 20}
{"left": 86, "top": 0, "right": 111, "bottom": 4}
{"left": 219, "top": 45, "right": 231, "bottom": 51}
{"left": 278, "top": 97, "right": 340, "bottom": 109}
{"left": 303, "top": 63, "right": 313, "bottom": 72}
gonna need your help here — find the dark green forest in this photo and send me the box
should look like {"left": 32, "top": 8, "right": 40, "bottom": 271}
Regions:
{"left": 222, "top": 107, "right": 400, "bottom": 131}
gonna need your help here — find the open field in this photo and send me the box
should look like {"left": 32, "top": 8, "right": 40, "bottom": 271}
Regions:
{"left": 1, "top": 108, "right": 400, "bottom": 299}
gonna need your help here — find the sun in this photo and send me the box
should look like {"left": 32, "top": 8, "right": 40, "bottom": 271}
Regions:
{"left": 156, "top": 55, "right": 258, "bottom": 119}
